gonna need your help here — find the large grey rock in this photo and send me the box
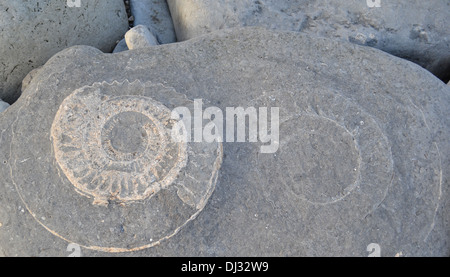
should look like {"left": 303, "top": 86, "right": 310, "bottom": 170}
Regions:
{"left": 167, "top": 0, "right": 450, "bottom": 81}
{"left": 0, "top": 100, "right": 9, "bottom": 113}
{"left": 130, "top": 0, "right": 177, "bottom": 44}
{"left": 125, "top": 25, "right": 159, "bottom": 49}
{"left": 1, "top": 28, "right": 449, "bottom": 256}
{"left": 0, "top": 0, "right": 129, "bottom": 103}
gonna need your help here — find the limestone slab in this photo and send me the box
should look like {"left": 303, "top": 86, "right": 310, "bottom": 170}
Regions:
{"left": 0, "top": 28, "right": 448, "bottom": 256}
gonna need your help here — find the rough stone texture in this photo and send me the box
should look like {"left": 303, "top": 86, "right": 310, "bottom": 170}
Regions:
{"left": 0, "top": 0, "right": 129, "bottom": 103}
{"left": 125, "top": 25, "right": 159, "bottom": 49}
{"left": 167, "top": 0, "right": 450, "bottom": 82}
{"left": 0, "top": 28, "right": 449, "bottom": 256}
{"left": 20, "top": 67, "right": 42, "bottom": 94}
{"left": 113, "top": 39, "right": 129, "bottom": 53}
{"left": 0, "top": 100, "right": 9, "bottom": 113}
{"left": 130, "top": 0, "right": 177, "bottom": 44}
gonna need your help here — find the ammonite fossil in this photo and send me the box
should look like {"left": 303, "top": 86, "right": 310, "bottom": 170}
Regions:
{"left": 51, "top": 84, "right": 188, "bottom": 205}
{"left": 10, "top": 80, "right": 223, "bottom": 252}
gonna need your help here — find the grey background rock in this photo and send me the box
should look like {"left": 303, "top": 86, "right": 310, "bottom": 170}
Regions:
{"left": 0, "top": 100, "right": 9, "bottom": 113}
{"left": 0, "top": 28, "right": 449, "bottom": 256}
{"left": 0, "top": 0, "right": 129, "bottom": 103}
{"left": 125, "top": 25, "right": 159, "bottom": 49}
{"left": 167, "top": 0, "right": 450, "bottom": 82}
{"left": 130, "top": 0, "right": 177, "bottom": 44}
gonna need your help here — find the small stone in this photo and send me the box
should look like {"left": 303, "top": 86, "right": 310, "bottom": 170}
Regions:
{"left": 130, "top": 0, "right": 177, "bottom": 44}
{"left": 0, "top": 100, "right": 9, "bottom": 113}
{"left": 125, "top": 25, "right": 159, "bottom": 50}
{"left": 112, "top": 39, "right": 129, "bottom": 53}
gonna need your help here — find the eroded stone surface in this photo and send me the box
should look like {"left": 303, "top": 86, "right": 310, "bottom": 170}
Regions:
{"left": 0, "top": 29, "right": 448, "bottom": 256}
{"left": 0, "top": 0, "right": 129, "bottom": 103}
{"left": 167, "top": 0, "right": 450, "bottom": 81}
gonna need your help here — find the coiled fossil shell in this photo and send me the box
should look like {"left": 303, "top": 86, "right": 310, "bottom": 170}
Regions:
{"left": 51, "top": 81, "right": 188, "bottom": 205}
{"left": 12, "top": 80, "right": 222, "bottom": 252}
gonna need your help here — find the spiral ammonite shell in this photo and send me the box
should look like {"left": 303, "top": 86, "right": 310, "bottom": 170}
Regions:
{"left": 51, "top": 83, "right": 188, "bottom": 205}
{"left": 10, "top": 80, "right": 222, "bottom": 252}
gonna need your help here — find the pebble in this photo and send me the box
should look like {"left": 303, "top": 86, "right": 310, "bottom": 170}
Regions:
{"left": 0, "top": 100, "right": 10, "bottom": 113}
{"left": 125, "top": 25, "right": 159, "bottom": 49}
{"left": 130, "top": 0, "right": 177, "bottom": 44}
{"left": 113, "top": 39, "right": 129, "bottom": 53}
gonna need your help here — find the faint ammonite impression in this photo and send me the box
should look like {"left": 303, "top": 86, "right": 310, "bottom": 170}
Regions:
{"left": 260, "top": 90, "right": 394, "bottom": 211}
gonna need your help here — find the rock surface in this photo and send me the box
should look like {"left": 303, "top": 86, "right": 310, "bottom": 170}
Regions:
{"left": 20, "top": 67, "right": 42, "bottom": 94}
{"left": 0, "top": 100, "right": 9, "bottom": 113}
{"left": 125, "top": 25, "right": 159, "bottom": 49}
{"left": 0, "top": 28, "right": 449, "bottom": 256}
{"left": 0, "top": 0, "right": 129, "bottom": 103}
{"left": 130, "top": 0, "right": 177, "bottom": 44}
{"left": 167, "top": 0, "right": 450, "bottom": 82}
